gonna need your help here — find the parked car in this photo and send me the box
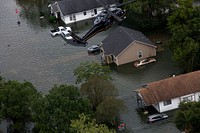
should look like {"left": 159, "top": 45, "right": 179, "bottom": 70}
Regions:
{"left": 50, "top": 26, "right": 72, "bottom": 37}
{"left": 61, "top": 27, "right": 73, "bottom": 40}
{"left": 87, "top": 45, "right": 101, "bottom": 54}
{"left": 134, "top": 58, "right": 156, "bottom": 67}
{"left": 147, "top": 113, "right": 168, "bottom": 123}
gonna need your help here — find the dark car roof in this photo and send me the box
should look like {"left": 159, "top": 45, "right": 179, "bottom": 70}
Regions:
{"left": 102, "top": 26, "right": 155, "bottom": 56}
{"left": 58, "top": 0, "right": 117, "bottom": 15}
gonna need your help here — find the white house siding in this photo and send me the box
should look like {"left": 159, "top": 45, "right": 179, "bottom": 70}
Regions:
{"left": 61, "top": 8, "right": 102, "bottom": 24}
{"left": 54, "top": 3, "right": 116, "bottom": 25}
{"left": 194, "top": 92, "right": 200, "bottom": 101}
{"left": 159, "top": 97, "right": 180, "bottom": 113}
{"left": 152, "top": 93, "right": 200, "bottom": 113}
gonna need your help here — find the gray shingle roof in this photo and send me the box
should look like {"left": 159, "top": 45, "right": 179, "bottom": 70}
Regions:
{"left": 51, "top": 3, "right": 59, "bottom": 12}
{"left": 57, "top": 0, "right": 117, "bottom": 15}
{"left": 102, "top": 26, "right": 155, "bottom": 56}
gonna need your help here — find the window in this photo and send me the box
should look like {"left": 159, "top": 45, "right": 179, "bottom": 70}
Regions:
{"left": 94, "top": 9, "right": 97, "bottom": 14}
{"left": 73, "top": 14, "right": 76, "bottom": 20}
{"left": 137, "top": 51, "right": 143, "bottom": 58}
{"left": 181, "top": 95, "right": 193, "bottom": 102}
{"left": 163, "top": 100, "right": 172, "bottom": 106}
{"left": 69, "top": 15, "right": 73, "bottom": 21}
{"left": 83, "top": 11, "right": 86, "bottom": 15}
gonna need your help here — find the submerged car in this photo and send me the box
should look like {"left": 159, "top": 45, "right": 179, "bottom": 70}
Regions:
{"left": 61, "top": 27, "right": 73, "bottom": 40}
{"left": 134, "top": 58, "right": 156, "bottom": 67}
{"left": 147, "top": 113, "right": 168, "bottom": 123}
{"left": 87, "top": 45, "right": 101, "bottom": 54}
{"left": 50, "top": 26, "right": 72, "bottom": 37}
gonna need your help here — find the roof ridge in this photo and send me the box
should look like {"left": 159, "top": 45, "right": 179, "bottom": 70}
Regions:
{"left": 120, "top": 26, "right": 136, "bottom": 40}
{"left": 147, "top": 86, "right": 158, "bottom": 104}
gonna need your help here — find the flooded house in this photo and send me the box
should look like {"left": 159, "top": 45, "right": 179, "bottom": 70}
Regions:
{"left": 101, "top": 26, "right": 157, "bottom": 66}
{"left": 135, "top": 70, "right": 200, "bottom": 113}
{"left": 49, "top": 0, "right": 117, "bottom": 24}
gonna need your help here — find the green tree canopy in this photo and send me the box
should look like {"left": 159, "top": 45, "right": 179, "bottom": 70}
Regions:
{"left": 74, "top": 62, "right": 112, "bottom": 84}
{"left": 174, "top": 101, "right": 200, "bottom": 132}
{"left": 80, "top": 76, "right": 117, "bottom": 110}
{"left": 34, "top": 84, "right": 92, "bottom": 133}
{"left": 127, "top": 0, "right": 173, "bottom": 29}
{"left": 80, "top": 77, "right": 125, "bottom": 125}
{"left": 0, "top": 79, "right": 41, "bottom": 132}
{"left": 70, "top": 114, "right": 116, "bottom": 133}
{"left": 96, "top": 97, "right": 126, "bottom": 126}
{"left": 167, "top": 0, "right": 200, "bottom": 72}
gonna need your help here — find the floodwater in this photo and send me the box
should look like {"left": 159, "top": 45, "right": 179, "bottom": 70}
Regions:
{"left": 0, "top": 0, "right": 182, "bottom": 132}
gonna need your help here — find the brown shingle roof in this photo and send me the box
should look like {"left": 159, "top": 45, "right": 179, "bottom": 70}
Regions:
{"left": 137, "top": 70, "right": 200, "bottom": 106}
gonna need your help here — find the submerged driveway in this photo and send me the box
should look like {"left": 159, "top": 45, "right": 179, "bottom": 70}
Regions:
{"left": 111, "top": 49, "right": 182, "bottom": 133}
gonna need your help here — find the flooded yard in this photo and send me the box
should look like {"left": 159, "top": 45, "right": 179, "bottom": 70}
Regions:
{"left": 0, "top": 0, "right": 182, "bottom": 132}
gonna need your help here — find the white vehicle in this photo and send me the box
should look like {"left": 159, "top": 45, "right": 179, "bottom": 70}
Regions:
{"left": 147, "top": 113, "right": 168, "bottom": 123}
{"left": 50, "top": 26, "right": 72, "bottom": 37}
{"left": 61, "top": 27, "right": 73, "bottom": 40}
{"left": 134, "top": 58, "right": 156, "bottom": 67}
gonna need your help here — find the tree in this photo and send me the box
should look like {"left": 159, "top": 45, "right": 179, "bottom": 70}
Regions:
{"left": 0, "top": 79, "right": 41, "bottom": 133}
{"left": 127, "top": 0, "right": 173, "bottom": 29}
{"left": 174, "top": 101, "right": 200, "bottom": 133}
{"left": 167, "top": 0, "right": 200, "bottom": 72}
{"left": 80, "top": 76, "right": 117, "bottom": 110}
{"left": 173, "top": 38, "right": 199, "bottom": 72}
{"left": 75, "top": 62, "right": 125, "bottom": 126}
{"left": 34, "top": 84, "right": 92, "bottom": 133}
{"left": 70, "top": 114, "right": 116, "bottom": 133}
{"left": 74, "top": 62, "right": 112, "bottom": 84}
{"left": 96, "top": 97, "right": 126, "bottom": 126}
{"left": 80, "top": 77, "right": 125, "bottom": 125}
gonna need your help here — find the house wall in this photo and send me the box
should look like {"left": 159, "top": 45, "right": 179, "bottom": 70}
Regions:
{"left": 158, "top": 97, "right": 180, "bottom": 113}
{"left": 57, "top": 3, "right": 116, "bottom": 25}
{"left": 194, "top": 92, "right": 200, "bottom": 101}
{"left": 61, "top": 7, "right": 103, "bottom": 24}
{"left": 155, "top": 93, "right": 199, "bottom": 113}
{"left": 116, "top": 42, "right": 156, "bottom": 66}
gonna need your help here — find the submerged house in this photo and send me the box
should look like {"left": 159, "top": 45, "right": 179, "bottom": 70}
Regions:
{"left": 49, "top": 0, "right": 117, "bottom": 24}
{"left": 101, "top": 26, "right": 157, "bottom": 66}
{"left": 135, "top": 70, "right": 200, "bottom": 113}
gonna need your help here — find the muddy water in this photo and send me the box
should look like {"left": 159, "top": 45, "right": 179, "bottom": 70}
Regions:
{"left": 0, "top": 0, "right": 182, "bottom": 132}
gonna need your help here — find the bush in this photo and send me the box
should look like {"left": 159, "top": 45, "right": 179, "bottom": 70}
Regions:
{"left": 48, "top": 15, "right": 57, "bottom": 23}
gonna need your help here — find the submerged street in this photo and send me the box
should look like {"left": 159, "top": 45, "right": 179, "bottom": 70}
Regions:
{"left": 0, "top": 0, "right": 182, "bottom": 132}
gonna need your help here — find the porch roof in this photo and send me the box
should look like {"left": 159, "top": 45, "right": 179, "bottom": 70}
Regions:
{"left": 51, "top": 3, "right": 59, "bottom": 13}
{"left": 136, "top": 70, "right": 200, "bottom": 106}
